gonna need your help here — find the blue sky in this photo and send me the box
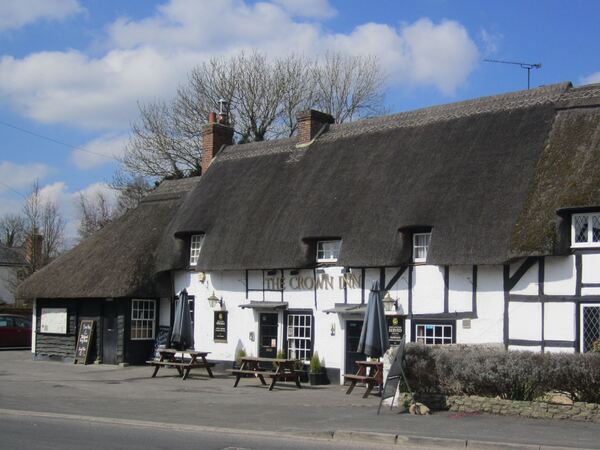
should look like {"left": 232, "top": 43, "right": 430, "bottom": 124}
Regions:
{"left": 1, "top": 0, "right": 600, "bottom": 243}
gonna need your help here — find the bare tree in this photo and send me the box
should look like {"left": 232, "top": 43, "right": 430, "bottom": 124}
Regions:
{"left": 22, "top": 181, "right": 66, "bottom": 270}
{"left": 0, "top": 214, "right": 26, "bottom": 247}
{"left": 110, "top": 171, "right": 154, "bottom": 213}
{"left": 313, "top": 52, "right": 387, "bottom": 123}
{"left": 77, "top": 190, "right": 115, "bottom": 239}
{"left": 122, "top": 51, "right": 387, "bottom": 179}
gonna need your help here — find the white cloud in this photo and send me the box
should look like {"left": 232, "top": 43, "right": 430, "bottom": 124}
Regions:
{"left": 0, "top": 0, "right": 480, "bottom": 130}
{"left": 479, "top": 29, "right": 502, "bottom": 55}
{"left": 326, "top": 18, "right": 479, "bottom": 95}
{"left": 0, "top": 0, "right": 82, "bottom": 32}
{"left": 273, "top": 0, "right": 336, "bottom": 19}
{"left": 71, "top": 134, "right": 128, "bottom": 170}
{"left": 0, "top": 161, "right": 51, "bottom": 194}
{"left": 580, "top": 72, "right": 600, "bottom": 86}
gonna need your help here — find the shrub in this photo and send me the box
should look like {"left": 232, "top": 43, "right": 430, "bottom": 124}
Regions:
{"left": 592, "top": 339, "right": 600, "bottom": 353}
{"left": 402, "top": 344, "right": 600, "bottom": 403}
{"left": 309, "top": 352, "right": 322, "bottom": 374}
{"left": 235, "top": 347, "right": 246, "bottom": 367}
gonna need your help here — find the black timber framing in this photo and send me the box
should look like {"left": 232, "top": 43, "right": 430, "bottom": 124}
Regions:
{"left": 471, "top": 265, "right": 478, "bottom": 316}
{"left": 384, "top": 266, "right": 407, "bottom": 292}
{"left": 443, "top": 266, "right": 449, "bottom": 313}
{"left": 539, "top": 257, "right": 545, "bottom": 352}
{"left": 408, "top": 266, "right": 413, "bottom": 316}
{"left": 510, "top": 294, "right": 600, "bottom": 303}
{"left": 508, "top": 339, "right": 576, "bottom": 348}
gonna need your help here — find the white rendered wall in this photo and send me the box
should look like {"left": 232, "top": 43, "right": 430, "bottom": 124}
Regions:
{"left": 545, "top": 256, "right": 576, "bottom": 295}
{"left": 31, "top": 298, "right": 37, "bottom": 354}
{"left": 457, "top": 265, "right": 504, "bottom": 344}
{"left": 544, "top": 302, "right": 576, "bottom": 341}
{"left": 510, "top": 259, "right": 538, "bottom": 295}
{"left": 582, "top": 253, "right": 600, "bottom": 283}
{"left": 509, "top": 302, "right": 542, "bottom": 341}
{"left": 448, "top": 265, "right": 473, "bottom": 313}
{"left": 412, "top": 265, "right": 444, "bottom": 314}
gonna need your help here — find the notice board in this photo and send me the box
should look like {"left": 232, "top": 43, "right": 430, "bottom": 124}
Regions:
{"left": 74, "top": 320, "right": 95, "bottom": 364}
{"left": 214, "top": 311, "right": 228, "bottom": 342}
{"left": 386, "top": 315, "right": 405, "bottom": 347}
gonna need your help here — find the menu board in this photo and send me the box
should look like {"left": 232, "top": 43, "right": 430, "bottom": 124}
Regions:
{"left": 214, "top": 311, "right": 228, "bottom": 342}
{"left": 386, "top": 315, "right": 405, "bottom": 347}
{"left": 74, "top": 320, "right": 95, "bottom": 365}
{"left": 40, "top": 308, "right": 67, "bottom": 334}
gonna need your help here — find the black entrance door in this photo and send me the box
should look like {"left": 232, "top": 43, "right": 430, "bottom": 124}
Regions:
{"left": 345, "top": 320, "right": 365, "bottom": 376}
{"left": 102, "top": 300, "right": 118, "bottom": 364}
{"left": 259, "top": 313, "right": 278, "bottom": 358}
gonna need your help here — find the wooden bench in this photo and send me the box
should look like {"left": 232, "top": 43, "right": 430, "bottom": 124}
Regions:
{"left": 344, "top": 374, "right": 377, "bottom": 398}
{"left": 232, "top": 357, "right": 302, "bottom": 391}
{"left": 229, "top": 369, "right": 272, "bottom": 386}
{"left": 344, "top": 361, "right": 383, "bottom": 398}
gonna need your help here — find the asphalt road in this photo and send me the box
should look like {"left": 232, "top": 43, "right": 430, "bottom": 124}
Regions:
{"left": 1, "top": 414, "right": 402, "bottom": 450}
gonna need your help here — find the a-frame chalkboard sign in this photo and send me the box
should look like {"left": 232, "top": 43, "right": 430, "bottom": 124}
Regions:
{"left": 74, "top": 320, "right": 95, "bottom": 365}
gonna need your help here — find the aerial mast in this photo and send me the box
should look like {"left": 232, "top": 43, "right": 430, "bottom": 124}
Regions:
{"left": 484, "top": 59, "right": 542, "bottom": 89}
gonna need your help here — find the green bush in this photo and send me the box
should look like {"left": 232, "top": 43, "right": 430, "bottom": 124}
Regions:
{"left": 235, "top": 347, "right": 246, "bottom": 367}
{"left": 402, "top": 344, "right": 600, "bottom": 403}
{"left": 592, "top": 339, "right": 600, "bottom": 353}
{"left": 309, "top": 352, "right": 321, "bottom": 374}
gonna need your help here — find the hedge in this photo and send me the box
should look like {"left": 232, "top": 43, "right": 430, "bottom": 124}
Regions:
{"left": 402, "top": 344, "right": 600, "bottom": 403}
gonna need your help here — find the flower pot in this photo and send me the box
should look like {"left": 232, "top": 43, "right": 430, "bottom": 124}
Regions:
{"left": 309, "top": 372, "right": 325, "bottom": 385}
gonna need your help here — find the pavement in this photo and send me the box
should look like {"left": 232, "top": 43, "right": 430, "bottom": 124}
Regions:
{"left": 0, "top": 350, "right": 599, "bottom": 449}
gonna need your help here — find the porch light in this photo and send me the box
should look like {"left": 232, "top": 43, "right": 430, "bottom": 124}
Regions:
{"left": 382, "top": 291, "right": 398, "bottom": 312}
{"left": 207, "top": 291, "right": 223, "bottom": 308}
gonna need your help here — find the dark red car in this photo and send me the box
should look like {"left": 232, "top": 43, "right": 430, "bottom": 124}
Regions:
{"left": 0, "top": 314, "right": 32, "bottom": 348}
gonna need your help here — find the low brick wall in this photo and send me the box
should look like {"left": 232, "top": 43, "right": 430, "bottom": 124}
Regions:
{"left": 396, "top": 393, "right": 600, "bottom": 423}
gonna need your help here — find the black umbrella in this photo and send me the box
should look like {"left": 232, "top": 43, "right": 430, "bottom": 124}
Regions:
{"left": 170, "top": 289, "right": 194, "bottom": 350}
{"left": 357, "top": 280, "right": 389, "bottom": 357}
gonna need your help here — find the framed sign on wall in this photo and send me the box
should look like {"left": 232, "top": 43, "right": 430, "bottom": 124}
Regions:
{"left": 40, "top": 308, "right": 68, "bottom": 334}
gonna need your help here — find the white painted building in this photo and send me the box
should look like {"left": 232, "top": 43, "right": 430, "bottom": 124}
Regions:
{"left": 20, "top": 82, "right": 600, "bottom": 374}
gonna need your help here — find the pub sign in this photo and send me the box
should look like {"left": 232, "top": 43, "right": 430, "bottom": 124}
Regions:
{"left": 386, "top": 315, "right": 405, "bottom": 346}
{"left": 214, "top": 311, "right": 228, "bottom": 342}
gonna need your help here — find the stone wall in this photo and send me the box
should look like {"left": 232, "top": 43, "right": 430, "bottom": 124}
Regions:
{"left": 396, "top": 393, "right": 600, "bottom": 423}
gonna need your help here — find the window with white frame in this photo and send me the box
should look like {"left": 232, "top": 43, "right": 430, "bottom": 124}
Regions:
{"left": 413, "top": 232, "right": 431, "bottom": 263}
{"left": 189, "top": 234, "right": 204, "bottom": 266}
{"left": 287, "top": 313, "right": 312, "bottom": 362}
{"left": 131, "top": 299, "right": 156, "bottom": 340}
{"left": 415, "top": 322, "right": 453, "bottom": 345}
{"left": 572, "top": 213, "right": 600, "bottom": 248}
{"left": 316, "top": 240, "right": 341, "bottom": 263}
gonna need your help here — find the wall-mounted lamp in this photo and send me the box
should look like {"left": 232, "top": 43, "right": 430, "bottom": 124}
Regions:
{"left": 330, "top": 323, "right": 336, "bottom": 336}
{"left": 207, "top": 291, "right": 224, "bottom": 309}
{"left": 198, "top": 272, "right": 206, "bottom": 283}
{"left": 382, "top": 291, "right": 398, "bottom": 312}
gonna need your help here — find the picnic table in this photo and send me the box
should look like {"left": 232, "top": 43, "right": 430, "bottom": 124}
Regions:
{"left": 344, "top": 360, "right": 383, "bottom": 398}
{"left": 230, "top": 356, "right": 302, "bottom": 390}
{"left": 146, "top": 349, "right": 215, "bottom": 380}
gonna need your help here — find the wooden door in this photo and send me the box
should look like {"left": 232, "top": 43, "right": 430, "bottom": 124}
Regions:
{"left": 259, "top": 313, "right": 278, "bottom": 358}
{"left": 345, "top": 320, "right": 365, "bottom": 376}
{"left": 102, "top": 301, "right": 118, "bottom": 364}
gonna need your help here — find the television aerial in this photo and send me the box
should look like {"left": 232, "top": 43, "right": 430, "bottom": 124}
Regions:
{"left": 484, "top": 59, "right": 542, "bottom": 89}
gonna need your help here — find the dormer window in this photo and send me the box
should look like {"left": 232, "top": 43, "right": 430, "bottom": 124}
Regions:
{"left": 189, "top": 234, "right": 204, "bottom": 266}
{"left": 317, "top": 240, "right": 341, "bottom": 263}
{"left": 572, "top": 213, "right": 600, "bottom": 248}
{"left": 413, "top": 232, "right": 431, "bottom": 263}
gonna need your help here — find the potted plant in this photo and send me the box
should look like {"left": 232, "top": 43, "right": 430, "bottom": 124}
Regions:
{"left": 234, "top": 347, "right": 246, "bottom": 369}
{"left": 309, "top": 352, "right": 325, "bottom": 385}
{"left": 294, "top": 359, "right": 309, "bottom": 383}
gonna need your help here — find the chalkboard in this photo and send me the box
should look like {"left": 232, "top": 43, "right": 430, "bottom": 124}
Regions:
{"left": 152, "top": 326, "right": 171, "bottom": 359}
{"left": 74, "top": 320, "right": 95, "bottom": 365}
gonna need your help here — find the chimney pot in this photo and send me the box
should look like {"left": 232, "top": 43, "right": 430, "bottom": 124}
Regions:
{"left": 208, "top": 111, "right": 217, "bottom": 124}
{"left": 296, "top": 109, "right": 334, "bottom": 145}
{"left": 201, "top": 115, "right": 234, "bottom": 174}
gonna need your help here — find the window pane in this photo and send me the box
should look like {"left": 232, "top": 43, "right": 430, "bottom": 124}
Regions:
{"left": 574, "top": 215, "right": 588, "bottom": 243}
{"left": 593, "top": 215, "right": 600, "bottom": 242}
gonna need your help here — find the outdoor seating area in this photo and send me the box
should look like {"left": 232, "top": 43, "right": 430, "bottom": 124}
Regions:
{"left": 146, "top": 348, "right": 215, "bottom": 380}
{"left": 230, "top": 356, "right": 302, "bottom": 391}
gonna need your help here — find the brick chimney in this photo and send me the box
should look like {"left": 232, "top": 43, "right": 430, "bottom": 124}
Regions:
{"left": 201, "top": 111, "right": 234, "bottom": 174}
{"left": 25, "top": 233, "right": 43, "bottom": 269}
{"left": 296, "top": 109, "right": 334, "bottom": 146}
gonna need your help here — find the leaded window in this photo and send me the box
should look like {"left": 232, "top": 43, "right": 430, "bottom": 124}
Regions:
{"left": 572, "top": 214, "right": 600, "bottom": 248}
{"left": 287, "top": 313, "right": 312, "bottom": 362}
{"left": 582, "top": 305, "right": 600, "bottom": 353}
{"left": 131, "top": 299, "right": 156, "bottom": 340}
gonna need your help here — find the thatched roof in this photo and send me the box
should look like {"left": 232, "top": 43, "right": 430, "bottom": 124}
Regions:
{"left": 17, "top": 177, "right": 198, "bottom": 299}
{"left": 174, "top": 82, "right": 600, "bottom": 268}
{"left": 0, "top": 245, "right": 26, "bottom": 266}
